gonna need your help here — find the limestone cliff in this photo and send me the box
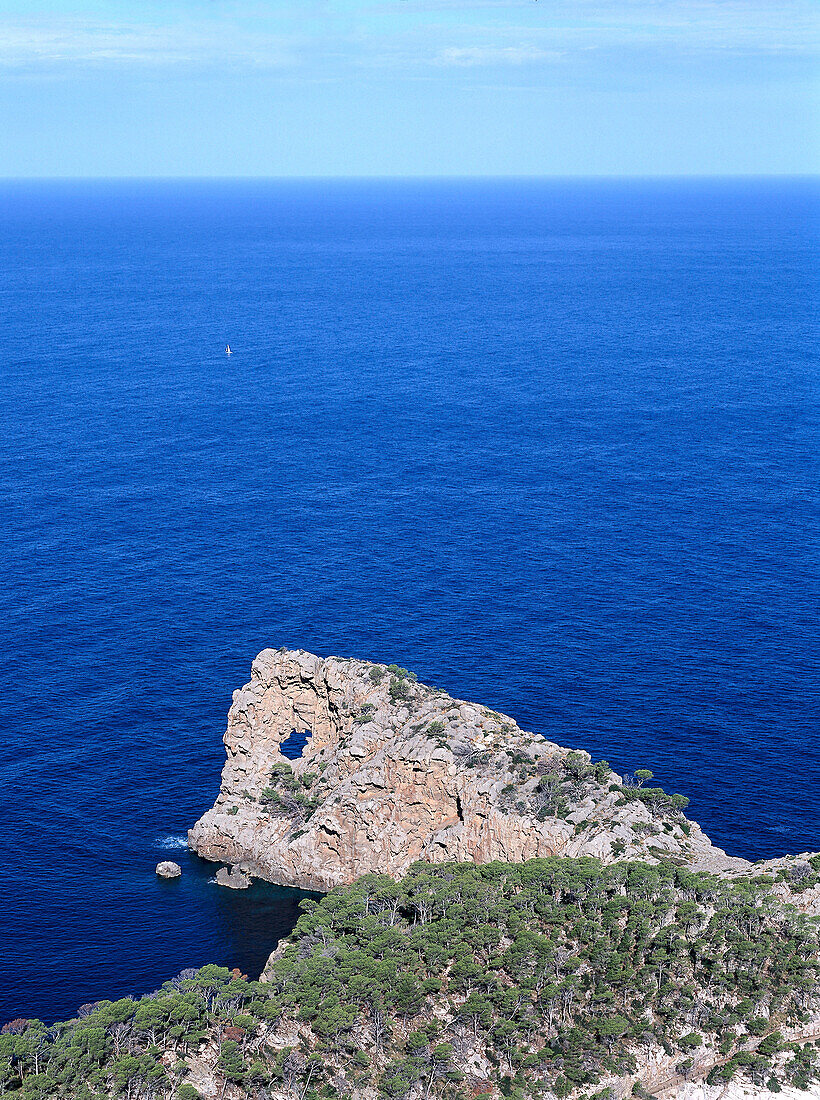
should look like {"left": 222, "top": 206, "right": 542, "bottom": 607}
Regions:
{"left": 189, "top": 648, "right": 751, "bottom": 890}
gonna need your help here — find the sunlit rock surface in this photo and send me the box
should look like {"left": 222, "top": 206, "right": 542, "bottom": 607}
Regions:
{"left": 189, "top": 648, "right": 754, "bottom": 891}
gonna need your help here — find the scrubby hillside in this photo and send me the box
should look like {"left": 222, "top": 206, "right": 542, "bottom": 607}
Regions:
{"left": 3, "top": 858, "right": 819, "bottom": 1100}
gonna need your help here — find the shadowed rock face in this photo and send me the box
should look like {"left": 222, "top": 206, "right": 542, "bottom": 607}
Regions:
{"left": 188, "top": 648, "right": 751, "bottom": 891}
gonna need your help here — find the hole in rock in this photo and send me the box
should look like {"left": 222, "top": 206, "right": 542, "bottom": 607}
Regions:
{"left": 281, "top": 729, "right": 312, "bottom": 761}
{"left": 455, "top": 793, "right": 464, "bottom": 823}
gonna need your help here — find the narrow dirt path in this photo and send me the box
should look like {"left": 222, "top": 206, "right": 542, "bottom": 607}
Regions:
{"left": 644, "top": 1024, "right": 820, "bottom": 1099}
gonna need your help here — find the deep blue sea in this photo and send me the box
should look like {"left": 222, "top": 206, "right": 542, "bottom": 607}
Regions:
{"left": 0, "top": 178, "right": 817, "bottom": 1025}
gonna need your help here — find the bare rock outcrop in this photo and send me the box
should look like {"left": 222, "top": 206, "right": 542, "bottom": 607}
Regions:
{"left": 214, "top": 866, "right": 251, "bottom": 889}
{"left": 155, "top": 861, "right": 182, "bottom": 879}
{"left": 189, "top": 648, "right": 753, "bottom": 891}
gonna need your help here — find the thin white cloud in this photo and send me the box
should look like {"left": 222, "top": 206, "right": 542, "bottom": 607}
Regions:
{"left": 437, "top": 45, "right": 563, "bottom": 65}
{"left": 0, "top": 0, "right": 815, "bottom": 71}
{"left": 369, "top": 0, "right": 820, "bottom": 53}
{"left": 356, "top": 0, "right": 820, "bottom": 74}
{"left": 0, "top": 18, "right": 295, "bottom": 68}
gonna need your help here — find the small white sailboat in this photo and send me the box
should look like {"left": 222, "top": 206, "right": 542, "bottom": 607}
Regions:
{"left": 225, "top": 344, "right": 232, "bottom": 356}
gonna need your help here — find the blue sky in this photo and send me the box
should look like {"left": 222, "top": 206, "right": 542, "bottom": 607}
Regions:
{"left": 0, "top": 0, "right": 817, "bottom": 176}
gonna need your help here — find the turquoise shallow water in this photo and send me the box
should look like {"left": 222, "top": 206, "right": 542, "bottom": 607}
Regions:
{"left": 0, "top": 178, "right": 817, "bottom": 1023}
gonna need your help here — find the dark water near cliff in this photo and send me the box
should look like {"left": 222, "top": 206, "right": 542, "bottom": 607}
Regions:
{"left": 0, "top": 178, "right": 817, "bottom": 1024}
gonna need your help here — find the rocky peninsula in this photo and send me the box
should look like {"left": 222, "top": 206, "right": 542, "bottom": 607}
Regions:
{"left": 189, "top": 648, "right": 758, "bottom": 892}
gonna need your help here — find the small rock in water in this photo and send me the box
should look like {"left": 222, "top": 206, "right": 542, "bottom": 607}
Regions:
{"left": 215, "top": 866, "right": 251, "bottom": 889}
{"left": 156, "top": 861, "right": 182, "bottom": 879}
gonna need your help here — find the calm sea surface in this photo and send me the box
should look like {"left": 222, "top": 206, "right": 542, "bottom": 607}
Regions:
{"left": 0, "top": 179, "right": 817, "bottom": 1023}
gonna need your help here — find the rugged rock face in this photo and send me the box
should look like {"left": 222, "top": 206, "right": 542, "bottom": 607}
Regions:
{"left": 189, "top": 648, "right": 751, "bottom": 891}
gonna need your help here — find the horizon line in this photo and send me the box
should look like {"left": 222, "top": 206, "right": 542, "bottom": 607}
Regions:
{"left": 0, "top": 172, "right": 817, "bottom": 183}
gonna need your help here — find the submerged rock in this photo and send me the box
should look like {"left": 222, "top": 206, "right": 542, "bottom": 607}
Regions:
{"left": 188, "top": 648, "right": 753, "bottom": 892}
{"left": 155, "top": 861, "right": 181, "bottom": 879}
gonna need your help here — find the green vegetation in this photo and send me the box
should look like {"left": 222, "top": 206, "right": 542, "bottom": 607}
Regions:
{"left": 387, "top": 666, "right": 418, "bottom": 702}
{"left": 260, "top": 761, "right": 321, "bottom": 823}
{"left": 773, "top": 854, "right": 820, "bottom": 895}
{"left": 1, "top": 857, "right": 817, "bottom": 1099}
{"left": 494, "top": 752, "right": 614, "bottom": 821}
{"left": 613, "top": 770, "right": 690, "bottom": 819}
{"left": 619, "top": 787, "right": 690, "bottom": 817}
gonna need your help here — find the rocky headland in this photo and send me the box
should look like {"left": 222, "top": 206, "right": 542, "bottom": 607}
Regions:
{"left": 189, "top": 648, "right": 767, "bottom": 893}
